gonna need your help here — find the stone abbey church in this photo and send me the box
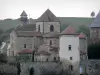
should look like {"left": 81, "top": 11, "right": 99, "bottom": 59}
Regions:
{"left": 8, "top": 9, "right": 87, "bottom": 65}
{"left": 9, "top": 9, "right": 60, "bottom": 61}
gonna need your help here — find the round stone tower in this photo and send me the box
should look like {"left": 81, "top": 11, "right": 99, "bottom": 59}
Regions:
{"left": 20, "top": 10, "right": 28, "bottom": 25}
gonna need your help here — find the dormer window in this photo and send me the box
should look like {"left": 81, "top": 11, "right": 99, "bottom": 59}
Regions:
{"left": 50, "top": 25, "right": 54, "bottom": 32}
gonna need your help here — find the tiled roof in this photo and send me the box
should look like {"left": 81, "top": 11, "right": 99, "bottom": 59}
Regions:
{"left": 61, "top": 26, "right": 77, "bottom": 35}
{"left": 90, "top": 11, "right": 100, "bottom": 27}
{"left": 43, "top": 32, "right": 59, "bottom": 38}
{"left": 15, "top": 24, "right": 36, "bottom": 31}
{"left": 18, "top": 49, "right": 33, "bottom": 54}
{"left": 16, "top": 31, "right": 42, "bottom": 37}
{"left": 78, "top": 32, "right": 86, "bottom": 39}
{"left": 37, "top": 9, "right": 59, "bottom": 22}
{"left": 35, "top": 51, "right": 50, "bottom": 55}
{"left": 20, "top": 10, "right": 27, "bottom": 16}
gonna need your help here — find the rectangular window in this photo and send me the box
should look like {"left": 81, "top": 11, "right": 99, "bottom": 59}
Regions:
{"left": 50, "top": 40, "right": 52, "bottom": 45}
{"left": 70, "top": 57, "right": 73, "bottom": 60}
{"left": 68, "top": 45, "right": 71, "bottom": 50}
{"left": 24, "top": 44, "right": 26, "bottom": 48}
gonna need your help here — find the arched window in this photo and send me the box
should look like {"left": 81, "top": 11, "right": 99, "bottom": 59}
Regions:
{"left": 50, "top": 40, "right": 52, "bottom": 45}
{"left": 30, "top": 67, "right": 34, "bottom": 75}
{"left": 38, "top": 25, "right": 40, "bottom": 32}
{"left": 50, "top": 25, "right": 54, "bottom": 32}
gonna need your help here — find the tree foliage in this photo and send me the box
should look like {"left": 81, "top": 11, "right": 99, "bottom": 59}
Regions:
{"left": 5, "top": 28, "right": 14, "bottom": 33}
{"left": 0, "top": 53, "right": 7, "bottom": 63}
{"left": 0, "top": 28, "right": 4, "bottom": 34}
{"left": 60, "top": 58, "right": 72, "bottom": 75}
{"left": 88, "top": 43, "right": 100, "bottom": 59}
{"left": 0, "top": 28, "right": 13, "bottom": 46}
{"left": 77, "top": 25, "right": 90, "bottom": 37}
{"left": 61, "top": 24, "right": 69, "bottom": 31}
{"left": 91, "top": 11, "right": 95, "bottom": 19}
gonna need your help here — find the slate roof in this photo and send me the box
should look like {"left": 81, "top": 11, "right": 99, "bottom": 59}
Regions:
{"left": 37, "top": 9, "right": 59, "bottom": 22}
{"left": 15, "top": 24, "right": 36, "bottom": 31}
{"left": 90, "top": 11, "right": 100, "bottom": 27}
{"left": 61, "top": 26, "right": 78, "bottom": 35}
{"left": 20, "top": 10, "right": 27, "bottom": 16}
{"left": 43, "top": 32, "right": 59, "bottom": 38}
{"left": 78, "top": 32, "right": 86, "bottom": 39}
{"left": 16, "top": 31, "right": 42, "bottom": 37}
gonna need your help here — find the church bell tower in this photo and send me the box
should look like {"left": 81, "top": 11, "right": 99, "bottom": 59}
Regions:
{"left": 20, "top": 10, "right": 28, "bottom": 25}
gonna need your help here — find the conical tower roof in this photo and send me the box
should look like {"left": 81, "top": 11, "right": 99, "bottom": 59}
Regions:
{"left": 37, "top": 9, "right": 59, "bottom": 22}
{"left": 90, "top": 11, "right": 100, "bottom": 27}
{"left": 78, "top": 32, "right": 86, "bottom": 39}
{"left": 20, "top": 10, "right": 27, "bottom": 16}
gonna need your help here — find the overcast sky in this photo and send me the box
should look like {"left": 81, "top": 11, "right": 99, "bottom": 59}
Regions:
{"left": 0, "top": 0, "right": 100, "bottom": 19}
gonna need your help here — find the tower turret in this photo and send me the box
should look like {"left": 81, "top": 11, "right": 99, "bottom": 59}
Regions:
{"left": 20, "top": 10, "right": 28, "bottom": 25}
{"left": 78, "top": 32, "right": 87, "bottom": 60}
{"left": 90, "top": 11, "right": 100, "bottom": 44}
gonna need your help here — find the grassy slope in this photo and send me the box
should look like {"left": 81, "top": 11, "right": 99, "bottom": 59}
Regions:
{"left": 0, "top": 17, "right": 93, "bottom": 31}
{"left": 58, "top": 17, "right": 93, "bottom": 31}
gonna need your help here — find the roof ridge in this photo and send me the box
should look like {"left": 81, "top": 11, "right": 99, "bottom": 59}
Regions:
{"left": 20, "top": 10, "right": 27, "bottom": 16}
{"left": 37, "top": 9, "right": 59, "bottom": 22}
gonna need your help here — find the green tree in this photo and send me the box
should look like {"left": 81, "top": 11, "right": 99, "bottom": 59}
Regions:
{"left": 77, "top": 25, "right": 90, "bottom": 38}
{"left": 5, "top": 28, "right": 14, "bottom": 33}
{"left": 61, "top": 24, "right": 69, "bottom": 31}
{"left": 0, "top": 28, "right": 4, "bottom": 34}
{"left": 91, "top": 11, "right": 95, "bottom": 19}
{"left": 88, "top": 43, "right": 100, "bottom": 59}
